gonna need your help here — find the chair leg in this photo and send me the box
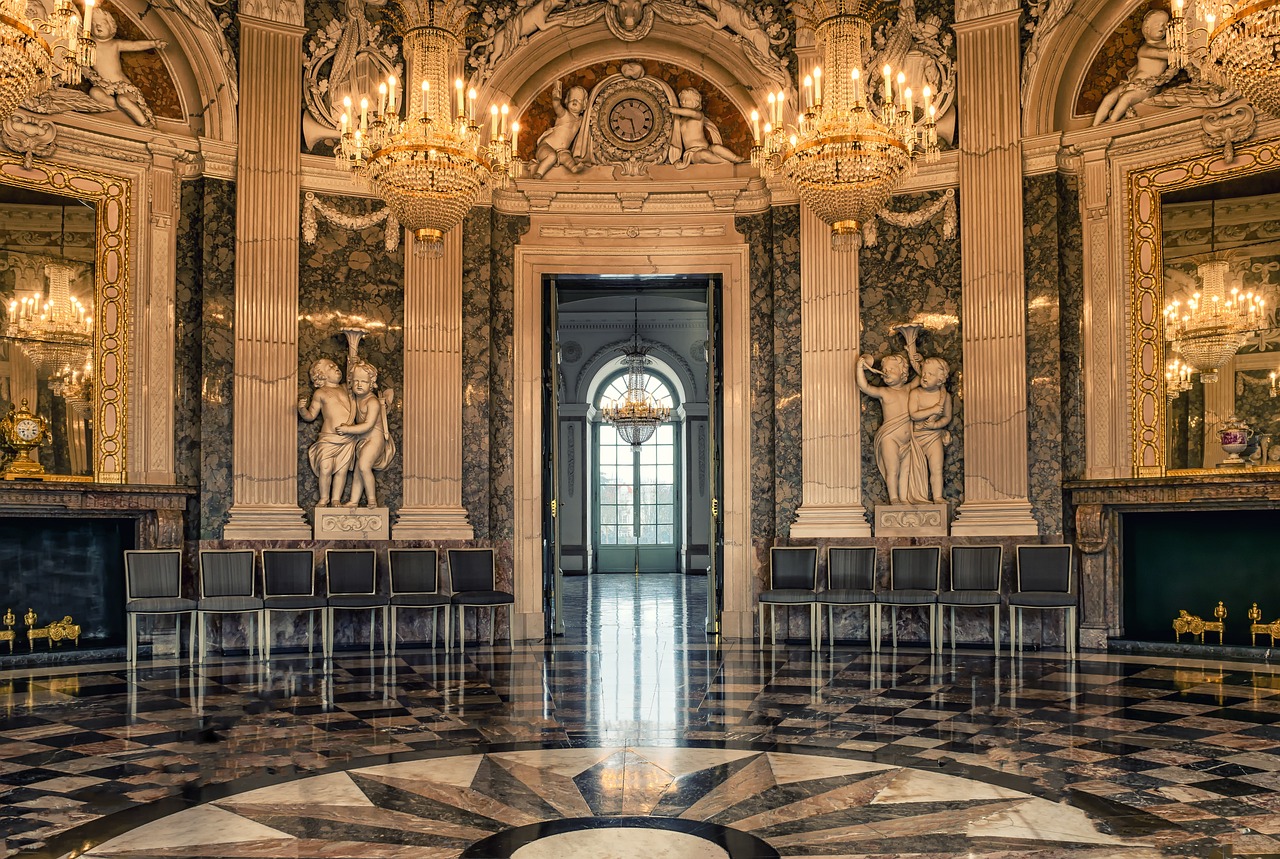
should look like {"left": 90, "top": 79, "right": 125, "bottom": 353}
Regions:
{"left": 949, "top": 607, "right": 956, "bottom": 652}
{"left": 187, "top": 614, "right": 196, "bottom": 663}
{"left": 263, "top": 610, "right": 272, "bottom": 661}
{"left": 444, "top": 605, "right": 451, "bottom": 652}
{"left": 1010, "top": 606, "right": 1018, "bottom": 653}
{"left": 489, "top": 607, "right": 495, "bottom": 647}
{"left": 1067, "top": 606, "right": 1077, "bottom": 658}
{"left": 307, "top": 612, "right": 315, "bottom": 656}
{"left": 809, "top": 603, "right": 817, "bottom": 652}
{"left": 247, "top": 613, "right": 256, "bottom": 660}
{"left": 828, "top": 606, "right": 835, "bottom": 649}
{"left": 390, "top": 606, "right": 398, "bottom": 656}
{"left": 459, "top": 605, "right": 466, "bottom": 654}
{"left": 509, "top": 605, "right": 515, "bottom": 652}
{"left": 757, "top": 603, "right": 764, "bottom": 647}
{"left": 891, "top": 607, "right": 898, "bottom": 648}
{"left": 993, "top": 605, "right": 1000, "bottom": 656}
{"left": 127, "top": 613, "right": 137, "bottom": 665}
{"left": 369, "top": 608, "right": 376, "bottom": 656}
{"left": 197, "top": 613, "right": 206, "bottom": 665}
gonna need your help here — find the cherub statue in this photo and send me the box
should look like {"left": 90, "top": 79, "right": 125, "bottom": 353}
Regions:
{"left": 335, "top": 359, "right": 396, "bottom": 508}
{"left": 858, "top": 351, "right": 929, "bottom": 505}
{"left": 908, "top": 356, "right": 953, "bottom": 503}
{"left": 298, "top": 358, "right": 355, "bottom": 507}
{"left": 1092, "top": 9, "right": 1177, "bottom": 126}
{"left": 84, "top": 8, "right": 168, "bottom": 127}
{"left": 669, "top": 87, "right": 742, "bottom": 168}
{"left": 534, "top": 80, "right": 589, "bottom": 177}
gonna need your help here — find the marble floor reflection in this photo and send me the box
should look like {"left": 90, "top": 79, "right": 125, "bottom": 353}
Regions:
{"left": 0, "top": 574, "right": 1277, "bottom": 857}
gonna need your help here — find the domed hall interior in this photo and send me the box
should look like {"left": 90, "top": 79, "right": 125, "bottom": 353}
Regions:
{"left": 1, "top": 0, "right": 1280, "bottom": 856}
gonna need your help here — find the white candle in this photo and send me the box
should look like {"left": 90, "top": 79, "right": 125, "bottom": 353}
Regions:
{"left": 500, "top": 103, "right": 508, "bottom": 137}
{"left": 490, "top": 104, "right": 499, "bottom": 137}
{"left": 922, "top": 85, "right": 932, "bottom": 115}
{"left": 420, "top": 80, "right": 429, "bottom": 118}
{"left": 340, "top": 112, "right": 348, "bottom": 134}
{"left": 359, "top": 97, "right": 368, "bottom": 129}
{"left": 882, "top": 65, "right": 892, "bottom": 102}
{"left": 378, "top": 82, "right": 387, "bottom": 115}
{"left": 387, "top": 77, "right": 397, "bottom": 114}
{"left": 82, "top": 0, "right": 93, "bottom": 38}
{"left": 813, "top": 67, "right": 822, "bottom": 106}
{"left": 511, "top": 121, "right": 519, "bottom": 151}
{"left": 851, "top": 68, "right": 862, "bottom": 105}
{"left": 777, "top": 90, "right": 786, "bottom": 125}
{"left": 904, "top": 87, "right": 912, "bottom": 118}
{"left": 803, "top": 75, "right": 813, "bottom": 110}
{"left": 750, "top": 109, "right": 760, "bottom": 143}
{"left": 896, "top": 72, "right": 906, "bottom": 108}
{"left": 468, "top": 88, "right": 477, "bottom": 123}
{"left": 455, "top": 78, "right": 464, "bottom": 117}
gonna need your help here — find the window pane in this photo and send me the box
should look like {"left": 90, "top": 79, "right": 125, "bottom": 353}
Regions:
{"left": 640, "top": 525, "right": 657, "bottom": 543}
{"left": 657, "top": 424, "right": 673, "bottom": 444}
{"left": 658, "top": 465, "right": 674, "bottom": 485}
{"left": 657, "top": 485, "right": 673, "bottom": 505}
{"left": 601, "top": 525, "right": 616, "bottom": 545}
{"left": 639, "top": 443, "right": 658, "bottom": 465}
{"left": 618, "top": 505, "right": 634, "bottom": 524}
{"left": 618, "top": 484, "right": 633, "bottom": 505}
{"left": 640, "top": 465, "right": 657, "bottom": 485}
{"left": 600, "top": 506, "right": 616, "bottom": 524}
{"left": 618, "top": 523, "right": 635, "bottom": 541}
{"left": 658, "top": 524, "right": 673, "bottom": 543}
{"left": 640, "top": 485, "right": 655, "bottom": 505}
{"left": 600, "top": 485, "right": 616, "bottom": 505}
{"left": 640, "top": 505, "right": 656, "bottom": 525}
{"left": 599, "top": 424, "right": 620, "bottom": 446}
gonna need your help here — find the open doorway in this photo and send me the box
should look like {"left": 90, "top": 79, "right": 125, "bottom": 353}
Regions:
{"left": 543, "top": 275, "right": 722, "bottom": 635}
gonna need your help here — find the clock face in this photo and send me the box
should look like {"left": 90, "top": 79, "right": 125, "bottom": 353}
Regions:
{"left": 609, "top": 98, "right": 654, "bottom": 143}
{"left": 15, "top": 418, "right": 40, "bottom": 442}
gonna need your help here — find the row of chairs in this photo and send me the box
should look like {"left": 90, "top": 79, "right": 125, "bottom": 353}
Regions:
{"left": 123, "top": 547, "right": 514, "bottom": 664}
{"left": 761, "top": 544, "right": 1076, "bottom": 656}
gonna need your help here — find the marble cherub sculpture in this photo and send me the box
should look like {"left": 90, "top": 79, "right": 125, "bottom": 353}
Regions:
{"left": 534, "top": 80, "right": 589, "bottom": 178}
{"left": 335, "top": 359, "right": 396, "bottom": 508}
{"left": 1092, "top": 9, "right": 1178, "bottom": 126}
{"left": 84, "top": 8, "right": 167, "bottom": 127}
{"left": 857, "top": 327, "right": 953, "bottom": 505}
{"left": 298, "top": 358, "right": 356, "bottom": 507}
{"left": 668, "top": 87, "right": 742, "bottom": 168}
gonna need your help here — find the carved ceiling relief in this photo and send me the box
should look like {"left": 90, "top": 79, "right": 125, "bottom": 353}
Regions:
{"left": 1076, "top": 0, "right": 1232, "bottom": 123}
{"left": 18, "top": 0, "right": 182, "bottom": 128}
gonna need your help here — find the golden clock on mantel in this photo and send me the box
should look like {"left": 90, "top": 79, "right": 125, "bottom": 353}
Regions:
{"left": 0, "top": 399, "right": 51, "bottom": 480}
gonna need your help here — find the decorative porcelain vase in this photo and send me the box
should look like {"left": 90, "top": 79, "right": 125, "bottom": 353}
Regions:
{"left": 1219, "top": 415, "right": 1254, "bottom": 464}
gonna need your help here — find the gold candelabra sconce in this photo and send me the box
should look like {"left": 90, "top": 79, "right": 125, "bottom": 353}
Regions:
{"left": 1, "top": 608, "right": 81, "bottom": 652}
{"left": 1173, "top": 601, "right": 1227, "bottom": 644}
{"left": 1249, "top": 603, "right": 1280, "bottom": 646}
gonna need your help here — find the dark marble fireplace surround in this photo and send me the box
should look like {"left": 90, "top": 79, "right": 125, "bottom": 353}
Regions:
{"left": 0, "top": 483, "right": 192, "bottom": 649}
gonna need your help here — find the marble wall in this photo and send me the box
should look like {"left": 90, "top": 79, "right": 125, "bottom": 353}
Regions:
{"left": 173, "top": 178, "right": 236, "bottom": 541}
{"left": 296, "top": 194, "right": 405, "bottom": 519}
{"left": 1058, "top": 174, "right": 1087, "bottom": 487}
{"left": 857, "top": 190, "right": 965, "bottom": 517}
{"left": 771, "top": 206, "right": 803, "bottom": 540}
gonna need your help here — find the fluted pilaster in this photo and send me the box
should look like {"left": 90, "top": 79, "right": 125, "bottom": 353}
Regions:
{"left": 791, "top": 206, "right": 871, "bottom": 537}
{"left": 223, "top": 15, "right": 309, "bottom": 540}
{"left": 393, "top": 230, "right": 474, "bottom": 539}
{"left": 951, "top": 6, "right": 1039, "bottom": 536}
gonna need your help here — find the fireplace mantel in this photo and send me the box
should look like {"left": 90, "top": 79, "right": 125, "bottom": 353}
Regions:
{"left": 0, "top": 483, "right": 194, "bottom": 548}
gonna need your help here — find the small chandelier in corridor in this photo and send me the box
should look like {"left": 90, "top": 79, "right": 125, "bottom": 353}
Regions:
{"left": 602, "top": 310, "right": 671, "bottom": 447}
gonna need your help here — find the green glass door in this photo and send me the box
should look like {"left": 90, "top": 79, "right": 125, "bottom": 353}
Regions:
{"left": 596, "top": 420, "right": 679, "bottom": 573}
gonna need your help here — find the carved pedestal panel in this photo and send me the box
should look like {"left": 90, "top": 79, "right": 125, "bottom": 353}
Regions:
{"left": 874, "top": 503, "right": 949, "bottom": 537}
{"left": 313, "top": 507, "right": 390, "bottom": 541}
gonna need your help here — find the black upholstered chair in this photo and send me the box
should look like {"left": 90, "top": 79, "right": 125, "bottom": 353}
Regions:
{"left": 881, "top": 546, "right": 941, "bottom": 651}
{"left": 938, "top": 545, "right": 1002, "bottom": 654}
{"left": 261, "top": 549, "right": 324, "bottom": 659}
{"left": 324, "top": 549, "right": 388, "bottom": 657}
{"left": 1011, "top": 544, "right": 1077, "bottom": 657}
{"left": 388, "top": 549, "right": 449, "bottom": 653}
{"left": 196, "top": 549, "right": 263, "bottom": 663}
{"left": 447, "top": 548, "right": 514, "bottom": 652}
{"left": 816, "top": 547, "right": 878, "bottom": 650}
{"left": 760, "top": 547, "right": 818, "bottom": 649}
{"left": 124, "top": 550, "right": 196, "bottom": 665}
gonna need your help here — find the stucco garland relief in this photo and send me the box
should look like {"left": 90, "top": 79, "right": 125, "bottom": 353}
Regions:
{"left": 302, "top": 191, "right": 401, "bottom": 252}
{"left": 859, "top": 188, "right": 956, "bottom": 248}
{"left": 0, "top": 155, "right": 130, "bottom": 482}
{"left": 1128, "top": 137, "right": 1280, "bottom": 475}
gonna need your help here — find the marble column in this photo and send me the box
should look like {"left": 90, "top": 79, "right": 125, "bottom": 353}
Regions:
{"left": 791, "top": 206, "right": 871, "bottom": 537}
{"left": 950, "top": 0, "right": 1039, "bottom": 536}
{"left": 392, "top": 230, "right": 474, "bottom": 539}
{"left": 222, "top": 8, "right": 309, "bottom": 540}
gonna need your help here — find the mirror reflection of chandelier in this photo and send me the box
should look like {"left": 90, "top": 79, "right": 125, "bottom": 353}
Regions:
{"left": 0, "top": 0, "right": 98, "bottom": 121}
{"left": 1168, "top": 0, "right": 1280, "bottom": 117}
{"left": 5, "top": 260, "right": 93, "bottom": 373}
{"left": 1165, "top": 357, "right": 1193, "bottom": 399}
{"left": 752, "top": 0, "right": 939, "bottom": 250}
{"left": 334, "top": 0, "right": 517, "bottom": 258}
{"left": 50, "top": 357, "right": 91, "bottom": 417}
{"left": 1164, "top": 258, "right": 1264, "bottom": 383}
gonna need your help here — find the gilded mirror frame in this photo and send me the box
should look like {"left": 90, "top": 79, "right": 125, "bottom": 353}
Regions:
{"left": 1128, "top": 137, "right": 1280, "bottom": 476}
{"left": 0, "top": 155, "right": 129, "bottom": 483}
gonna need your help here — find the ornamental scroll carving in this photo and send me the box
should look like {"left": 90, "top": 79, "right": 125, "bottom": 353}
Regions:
{"left": 878, "top": 507, "right": 944, "bottom": 529}
{"left": 1074, "top": 503, "right": 1109, "bottom": 554}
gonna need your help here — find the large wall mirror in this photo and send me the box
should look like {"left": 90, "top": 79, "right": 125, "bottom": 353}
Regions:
{"left": 0, "top": 158, "right": 130, "bottom": 483}
{"left": 1128, "top": 138, "right": 1280, "bottom": 475}
{"left": 1163, "top": 174, "right": 1280, "bottom": 472}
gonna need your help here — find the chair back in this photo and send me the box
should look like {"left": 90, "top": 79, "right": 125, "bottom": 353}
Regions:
{"left": 125, "top": 550, "right": 182, "bottom": 600}
{"left": 326, "top": 549, "right": 378, "bottom": 597}
{"left": 889, "top": 546, "right": 941, "bottom": 592}
{"left": 950, "top": 546, "right": 1002, "bottom": 592}
{"left": 827, "top": 547, "right": 876, "bottom": 591}
{"left": 199, "top": 550, "right": 256, "bottom": 599}
{"left": 389, "top": 548, "right": 439, "bottom": 596}
{"left": 1016, "top": 544, "right": 1073, "bottom": 594}
{"left": 769, "top": 547, "right": 818, "bottom": 590}
{"left": 448, "top": 548, "right": 496, "bottom": 593}
{"left": 262, "top": 549, "right": 317, "bottom": 597}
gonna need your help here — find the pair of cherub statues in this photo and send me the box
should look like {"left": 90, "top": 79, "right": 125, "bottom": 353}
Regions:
{"left": 298, "top": 358, "right": 395, "bottom": 508}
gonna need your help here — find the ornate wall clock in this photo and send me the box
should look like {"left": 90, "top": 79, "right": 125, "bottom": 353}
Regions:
{"left": 588, "top": 76, "right": 674, "bottom": 165}
{"left": 0, "top": 399, "right": 50, "bottom": 480}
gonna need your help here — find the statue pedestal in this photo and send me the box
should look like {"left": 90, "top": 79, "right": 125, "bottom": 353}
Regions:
{"left": 313, "top": 507, "right": 389, "bottom": 541}
{"left": 874, "top": 503, "right": 949, "bottom": 537}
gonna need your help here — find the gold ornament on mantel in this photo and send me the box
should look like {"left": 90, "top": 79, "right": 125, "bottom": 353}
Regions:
{"left": 23, "top": 609, "right": 80, "bottom": 649}
{"left": 0, "top": 399, "right": 51, "bottom": 480}
{"left": 1, "top": 608, "right": 15, "bottom": 653}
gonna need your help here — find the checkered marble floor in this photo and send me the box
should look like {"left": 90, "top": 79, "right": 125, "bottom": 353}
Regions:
{"left": 1, "top": 576, "right": 1278, "bottom": 856}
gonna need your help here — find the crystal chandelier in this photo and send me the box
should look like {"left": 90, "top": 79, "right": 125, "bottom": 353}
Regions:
{"left": 601, "top": 303, "right": 671, "bottom": 447}
{"left": 335, "top": 0, "right": 516, "bottom": 258}
{"left": 752, "top": 0, "right": 938, "bottom": 250}
{"left": 1165, "top": 356, "right": 1193, "bottom": 399}
{"left": 1168, "top": 0, "right": 1280, "bottom": 116}
{"left": 1164, "top": 258, "right": 1264, "bottom": 383}
{"left": 0, "top": 0, "right": 97, "bottom": 121}
{"left": 5, "top": 260, "right": 93, "bottom": 373}
{"left": 50, "top": 357, "right": 92, "bottom": 417}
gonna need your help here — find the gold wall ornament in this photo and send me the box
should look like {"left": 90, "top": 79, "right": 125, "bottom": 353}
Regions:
{"left": 1249, "top": 602, "right": 1280, "bottom": 645}
{"left": 1128, "top": 136, "right": 1280, "bottom": 476}
{"left": 0, "top": 607, "right": 14, "bottom": 653}
{"left": 23, "top": 609, "right": 80, "bottom": 649}
{"left": 0, "top": 398, "right": 50, "bottom": 479}
{"left": 1172, "top": 602, "right": 1227, "bottom": 644}
{"left": 0, "top": 153, "right": 130, "bottom": 482}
